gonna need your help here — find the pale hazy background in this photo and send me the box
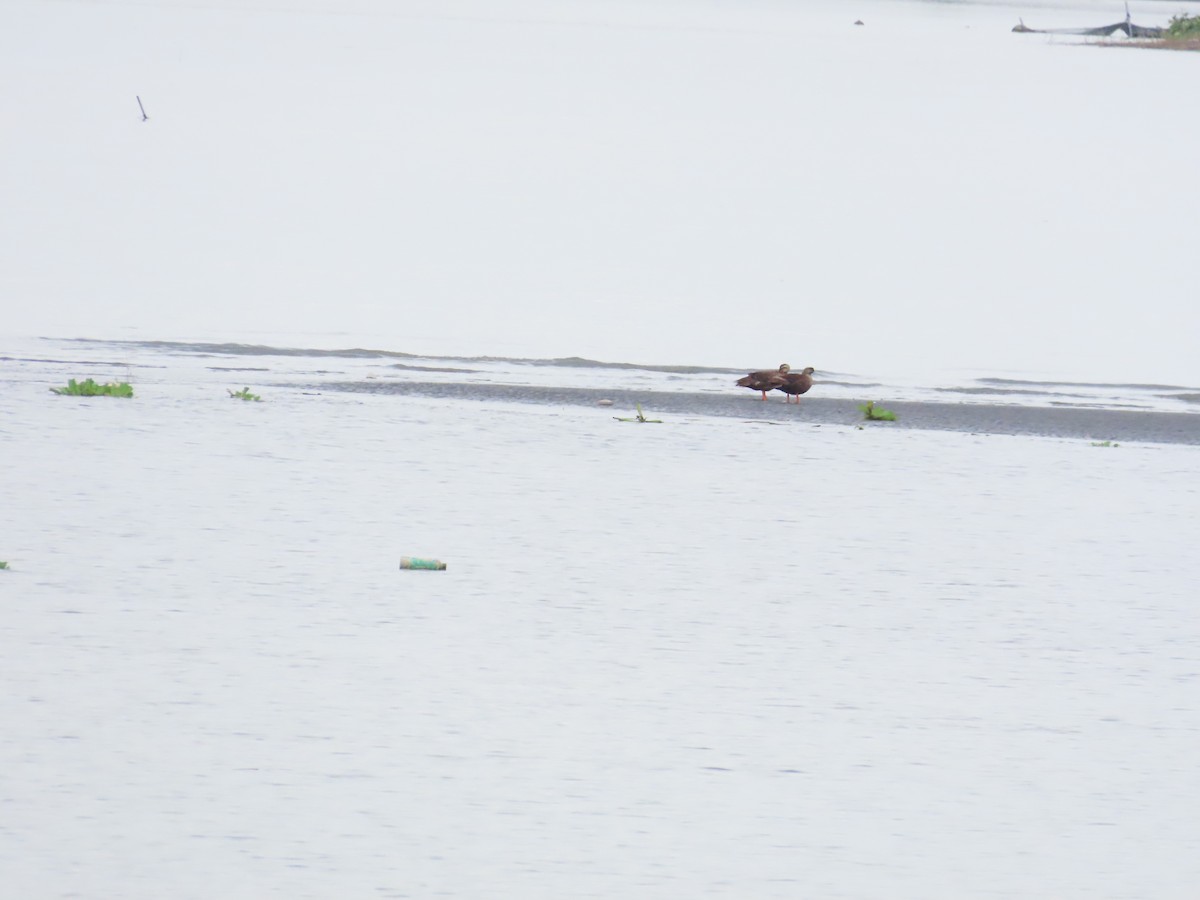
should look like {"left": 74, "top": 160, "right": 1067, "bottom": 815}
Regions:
{"left": 3, "top": 0, "right": 1198, "bottom": 383}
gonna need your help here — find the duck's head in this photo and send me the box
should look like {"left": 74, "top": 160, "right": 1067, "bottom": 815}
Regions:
{"left": 801, "top": 367, "right": 815, "bottom": 376}
{"left": 779, "top": 363, "right": 791, "bottom": 374}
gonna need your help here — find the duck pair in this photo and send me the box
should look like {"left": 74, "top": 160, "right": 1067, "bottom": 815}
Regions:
{"left": 736, "top": 363, "right": 815, "bottom": 403}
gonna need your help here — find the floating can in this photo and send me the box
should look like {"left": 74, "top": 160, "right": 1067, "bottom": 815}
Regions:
{"left": 400, "top": 556, "right": 447, "bottom": 571}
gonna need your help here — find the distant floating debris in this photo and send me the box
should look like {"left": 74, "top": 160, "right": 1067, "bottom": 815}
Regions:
{"left": 136, "top": 95, "right": 149, "bottom": 121}
{"left": 1013, "top": 6, "right": 1164, "bottom": 38}
{"left": 614, "top": 403, "right": 662, "bottom": 423}
{"left": 400, "top": 556, "right": 447, "bottom": 571}
{"left": 854, "top": 20, "right": 864, "bottom": 26}
{"left": 597, "top": 399, "right": 614, "bottom": 407}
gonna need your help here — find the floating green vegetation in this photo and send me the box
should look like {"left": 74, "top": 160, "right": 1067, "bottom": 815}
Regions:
{"left": 50, "top": 378, "right": 133, "bottom": 398}
{"left": 1167, "top": 13, "right": 1200, "bottom": 39}
{"left": 614, "top": 403, "right": 662, "bottom": 423}
{"left": 1091, "top": 440, "right": 1120, "bottom": 447}
{"left": 0, "top": 561, "right": 9, "bottom": 570}
{"left": 228, "top": 387, "right": 262, "bottom": 401}
{"left": 858, "top": 401, "right": 897, "bottom": 422}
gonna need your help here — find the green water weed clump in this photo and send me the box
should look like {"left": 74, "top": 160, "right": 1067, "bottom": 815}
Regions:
{"left": 0, "top": 561, "right": 9, "bottom": 570}
{"left": 859, "top": 401, "right": 897, "bottom": 422}
{"left": 51, "top": 378, "right": 133, "bottom": 398}
{"left": 228, "top": 387, "right": 262, "bottom": 401}
{"left": 1091, "top": 440, "right": 1120, "bottom": 447}
{"left": 1167, "top": 13, "right": 1200, "bottom": 39}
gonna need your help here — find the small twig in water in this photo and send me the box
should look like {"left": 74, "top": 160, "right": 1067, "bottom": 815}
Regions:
{"left": 614, "top": 403, "right": 662, "bottom": 423}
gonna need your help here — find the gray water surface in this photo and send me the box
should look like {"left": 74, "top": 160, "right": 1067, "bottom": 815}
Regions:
{"left": 3, "top": 351, "right": 1197, "bottom": 898}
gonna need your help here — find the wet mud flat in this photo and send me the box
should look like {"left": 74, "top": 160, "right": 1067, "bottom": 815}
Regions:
{"left": 317, "top": 380, "right": 1200, "bottom": 446}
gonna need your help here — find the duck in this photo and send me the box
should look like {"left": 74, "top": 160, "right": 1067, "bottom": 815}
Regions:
{"left": 736, "top": 363, "right": 790, "bottom": 400}
{"left": 776, "top": 367, "right": 815, "bottom": 404}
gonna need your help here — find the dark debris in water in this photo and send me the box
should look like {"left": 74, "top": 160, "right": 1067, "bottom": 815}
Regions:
{"left": 2, "top": 355, "right": 162, "bottom": 368}
{"left": 979, "top": 376, "right": 1195, "bottom": 391}
{"left": 313, "top": 380, "right": 1200, "bottom": 445}
{"left": 390, "top": 363, "right": 480, "bottom": 373}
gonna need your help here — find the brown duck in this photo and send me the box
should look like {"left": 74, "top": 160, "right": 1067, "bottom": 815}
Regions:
{"left": 776, "top": 366, "right": 815, "bottom": 404}
{"left": 736, "top": 363, "right": 790, "bottom": 400}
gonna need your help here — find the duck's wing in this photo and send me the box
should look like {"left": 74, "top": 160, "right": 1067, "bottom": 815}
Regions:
{"left": 737, "top": 369, "right": 785, "bottom": 389}
{"left": 783, "top": 373, "right": 813, "bottom": 394}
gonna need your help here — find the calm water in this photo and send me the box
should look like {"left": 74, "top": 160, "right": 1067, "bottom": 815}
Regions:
{"left": 4, "top": 0, "right": 1199, "bottom": 892}
{"left": 2, "top": 342, "right": 1198, "bottom": 897}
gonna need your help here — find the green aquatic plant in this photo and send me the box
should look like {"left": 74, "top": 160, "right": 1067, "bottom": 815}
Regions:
{"left": 228, "top": 387, "right": 262, "bottom": 401}
{"left": 0, "top": 561, "right": 9, "bottom": 570}
{"left": 1091, "top": 440, "right": 1119, "bottom": 447}
{"left": 50, "top": 378, "right": 133, "bottom": 398}
{"left": 858, "top": 401, "right": 897, "bottom": 422}
{"left": 1167, "top": 13, "right": 1200, "bottom": 39}
{"left": 614, "top": 403, "right": 662, "bottom": 423}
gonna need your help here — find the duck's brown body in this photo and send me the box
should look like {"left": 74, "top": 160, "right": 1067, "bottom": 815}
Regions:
{"left": 776, "top": 367, "right": 815, "bottom": 404}
{"left": 736, "top": 364, "right": 790, "bottom": 400}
